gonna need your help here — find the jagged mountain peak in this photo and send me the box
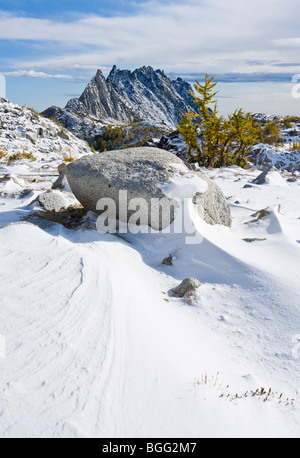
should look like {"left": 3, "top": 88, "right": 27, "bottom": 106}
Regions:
{"left": 64, "top": 65, "right": 199, "bottom": 127}
{"left": 94, "top": 69, "right": 106, "bottom": 80}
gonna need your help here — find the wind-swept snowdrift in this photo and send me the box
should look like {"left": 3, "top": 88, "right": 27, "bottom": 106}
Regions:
{"left": 1, "top": 162, "right": 300, "bottom": 438}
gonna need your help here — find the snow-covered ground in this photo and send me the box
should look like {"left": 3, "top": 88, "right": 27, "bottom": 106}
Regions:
{"left": 0, "top": 154, "right": 300, "bottom": 438}
{"left": 1, "top": 99, "right": 300, "bottom": 438}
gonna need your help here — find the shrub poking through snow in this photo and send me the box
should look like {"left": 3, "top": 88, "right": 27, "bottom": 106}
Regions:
{"left": 8, "top": 151, "right": 36, "bottom": 162}
{"left": 263, "top": 122, "right": 281, "bottom": 145}
{"left": 162, "top": 248, "right": 180, "bottom": 266}
{"left": 63, "top": 149, "right": 76, "bottom": 163}
{"left": 0, "top": 147, "right": 7, "bottom": 160}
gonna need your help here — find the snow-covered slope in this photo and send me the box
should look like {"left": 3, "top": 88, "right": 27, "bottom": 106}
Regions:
{"left": 0, "top": 99, "right": 92, "bottom": 163}
{"left": 0, "top": 138, "right": 300, "bottom": 437}
{"left": 249, "top": 143, "right": 300, "bottom": 173}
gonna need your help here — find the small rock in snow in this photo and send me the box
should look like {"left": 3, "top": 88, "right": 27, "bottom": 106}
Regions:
{"left": 169, "top": 278, "right": 202, "bottom": 298}
{"left": 37, "top": 190, "right": 67, "bottom": 212}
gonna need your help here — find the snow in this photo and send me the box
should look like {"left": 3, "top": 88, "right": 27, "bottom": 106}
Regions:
{"left": 158, "top": 167, "right": 208, "bottom": 200}
{"left": 1, "top": 101, "right": 300, "bottom": 438}
{"left": 265, "top": 171, "right": 289, "bottom": 187}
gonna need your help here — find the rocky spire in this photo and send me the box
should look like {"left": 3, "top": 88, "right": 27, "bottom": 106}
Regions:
{"left": 65, "top": 65, "right": 199, "bottom": 127}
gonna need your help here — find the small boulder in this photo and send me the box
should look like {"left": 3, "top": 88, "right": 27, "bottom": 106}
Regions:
{"left": 193, "top": 175, "right": 232, "bottom": 227}
{"left": 169, "top": 278, "right": 202, "bottom": 298}
{"left": 252, "top": 166, "right": 276, "bottom": 185}
{"left": 37, "top": 190, "right": 67, "bottom": 212}
{"left": 38, "top": 127, "right": 45, "bottom": 138}
{"left": 25, "top": 132, "right": 38, "bottom": 144}
{"left": 58, "top": 162, "right": 67, "bottom": 174}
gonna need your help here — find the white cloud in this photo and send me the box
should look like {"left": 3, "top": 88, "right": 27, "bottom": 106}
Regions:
{"left": 2, "top": 70, "right": 73, "bottom": 79}
{"left": 273, "top": 38, "right": 300, "bottom": 47}
{"left": 1, "top": 0, "right": 300, "bottom": 76}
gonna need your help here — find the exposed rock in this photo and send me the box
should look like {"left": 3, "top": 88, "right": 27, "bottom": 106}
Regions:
{"left": 243, "top": 238, "right": 267, "bottom": 243}
{"left": 169, "top": 278, "right": 202, "bottom": 298}
{"left": 287, "top": 177, "right": 297, "bottom": 183}
{"left": 66, "top": 147, "right": 183, "bottom": 230}
{"left": 51, "top": 171, "right": 66, "bottom": 190}
{"left": 66, "top": 147, "right": 232, "bottom": 230}
{"left": 42, "top": 105, "right": 99, "bottom": 142}
{"left": 51, "top": 162, "right": 68, "bottom": 190}
{"left": 64, "top": 98, "right": 89, "bottom": 117}
{"left": 64, "top": 66, "right": 200, "bottom": 127}
{"left": 58, "top": 162, "right": 67, "bottom": 174}
{"left": 38, "top": 127, "right": 45, "bottom": 137}
{"left": 25, "top": 132, "right": 38, "bottom": 144}
{"left": 193, "top": 175, "right": 232, "bottom": 227}
{"left": 289, "top": 162, "right": 300, "bottom": 172}
{"left": 37, "top": 191, "right": 67, "bottom": 212}
{"left": 287, "top": 128, "right": 299, "bottom": 137}
{"left": 252, "top": 165, "right": 276, "bottom": 184}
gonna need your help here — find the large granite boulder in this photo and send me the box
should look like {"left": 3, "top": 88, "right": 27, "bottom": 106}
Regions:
{"left": 66, "top": 147, "right": 232, "bottom": 230}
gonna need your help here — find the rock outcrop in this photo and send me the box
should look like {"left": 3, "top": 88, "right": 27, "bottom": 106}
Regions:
{"left": 64, "top": 66, "right": 200, "bottom": 127}
{"left": 170, "top": 278, "right": 202, "bottom": 298}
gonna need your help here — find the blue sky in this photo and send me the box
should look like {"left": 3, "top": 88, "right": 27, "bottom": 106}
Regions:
{"left": 1, "top": 0, "right": 300, "bottom": 115}
{"left": 0, "top": 1, "right": 150, "bottom": 18}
